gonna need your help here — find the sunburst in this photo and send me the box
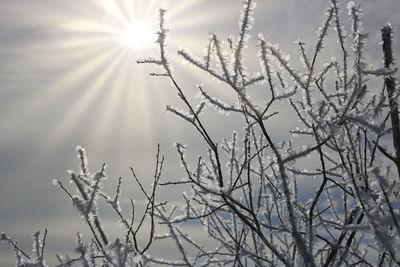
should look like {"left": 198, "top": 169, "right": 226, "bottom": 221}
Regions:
{"left": 118, "top": 21, "right": 154, "bottom": 50}
{"left": 28, "top": 0, "right": 226, "bottom": 157}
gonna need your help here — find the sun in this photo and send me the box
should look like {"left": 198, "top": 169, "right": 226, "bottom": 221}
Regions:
{"left": 119, "top": 21, "right": 154, "bottom": 50}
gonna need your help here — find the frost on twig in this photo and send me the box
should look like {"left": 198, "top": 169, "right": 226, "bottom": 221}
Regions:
{"left": 6, "top": 0, "right": 400, "bottom": 266}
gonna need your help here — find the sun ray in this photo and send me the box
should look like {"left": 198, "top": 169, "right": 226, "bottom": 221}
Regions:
{"left": 121, "top": 0, "right": 135, "bottom": 21}
{"left": 140, "top": 0, "right": 160, "bottom": 21}
{"left": 88, "top": 50, "right": 133, "bottom": 151}
{"left": 29, "top": 42, "right": 119, "bottom": 113}
{"left": 47, "top": 47, "right": 123, "bottom": 146}
{"left": 41, "top": 0, "right": 163, "bottom": 150}
{"left": 101, "top": 0, "right": 130, "bottom": 26}
{"left": 26, "top": 0, "right": 214, "bottom": 164}
{"left": 119, "top": 67, "right": 156, "bottom": 152}
{"left": 161, "top": 1, "right": 198, "bottom": 18}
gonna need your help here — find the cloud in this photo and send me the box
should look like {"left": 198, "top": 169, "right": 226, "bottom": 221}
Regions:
{"left": 1, "top": 0, "right": 399, "bottom": 264}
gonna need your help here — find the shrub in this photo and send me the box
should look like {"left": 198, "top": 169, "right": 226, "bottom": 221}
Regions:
{"left": 2, "top": 0, "right": 399, "bottom": 266}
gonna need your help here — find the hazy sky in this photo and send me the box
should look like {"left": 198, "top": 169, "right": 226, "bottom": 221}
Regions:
{"left": 0, "top": 0, "right": 399, "bottom": 265}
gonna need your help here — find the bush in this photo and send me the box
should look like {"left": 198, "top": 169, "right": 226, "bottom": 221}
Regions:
{"left": 2, "top": 0, "right": 400, "bottom": 266}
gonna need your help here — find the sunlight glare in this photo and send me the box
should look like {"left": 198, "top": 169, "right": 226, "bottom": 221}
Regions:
{"left": 119, "top": 21, "right": 153, "bottom": 50}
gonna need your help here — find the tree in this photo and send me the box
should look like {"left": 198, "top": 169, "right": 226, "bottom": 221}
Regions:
{"left": 2, "top": 0, "right": 399, "bottom": 266}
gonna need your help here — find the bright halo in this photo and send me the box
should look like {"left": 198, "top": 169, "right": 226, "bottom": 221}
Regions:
{"left": 119, "top": 21, "right": 153, "bottom": 50}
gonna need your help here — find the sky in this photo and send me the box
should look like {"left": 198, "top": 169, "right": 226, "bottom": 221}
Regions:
{"left": 0, "top": 0, "right": 399, "bottom": 265}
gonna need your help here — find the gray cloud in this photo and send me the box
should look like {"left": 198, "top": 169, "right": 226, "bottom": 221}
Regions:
{"left": 0, "top": 0, "right": 399, "bottom": 265}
